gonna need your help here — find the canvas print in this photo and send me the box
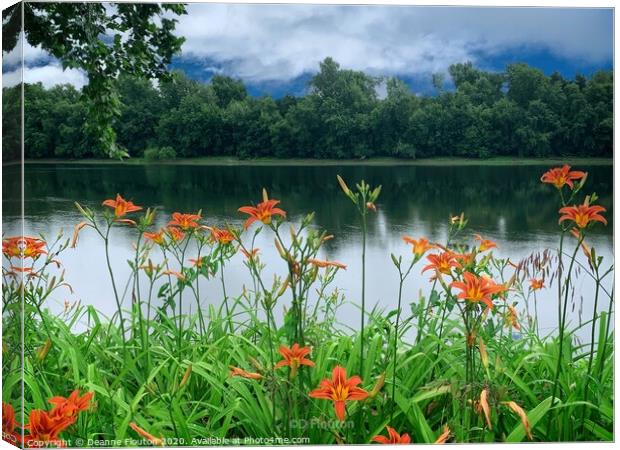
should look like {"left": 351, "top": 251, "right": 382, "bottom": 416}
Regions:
{"left": 1, "top": 1, "right": 614, "bottom": 447}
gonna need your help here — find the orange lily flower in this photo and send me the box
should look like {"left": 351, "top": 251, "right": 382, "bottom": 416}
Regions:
{"left": 49, "top": 390, "right": 94, "bottom": 421}
{"left": 169, "top": 212, "right": 201, "bottom": 230}
{"left": 559, "top": 203, "right": 607, "bottom": 228}
{"left": 166, "top": 226, "right": 185, "bottom": 242}
{"left": 308, "top": 365, "right": 369, "bottom": 422}
{"left": 144, "top": 229, "right": 166, "bottom": 245}
{"left": 275, "top": 344, "right": 315, "bottom": 378}
{"left": 307, "top": 258, "right": 347, "bottom": 270}
{"left": 402, "top": 236, "right": 433, "bottom": 257}
{"left": 238, "top": 190, "right": 286, "bottom": 229}
{"left": 209, "top": 227, "right": 235, "bottom": 245}
{"left": 102, "top": 194, "right": 142, "bottom": 218}
{"left": 474, "top": 234, "right": 497, "bottom": 252}
{"left": 2, "top": 402, "right": 21, "bottom": 445}
{"left": 230, "top": 366, "right": 263, "bottom": 380}
{"left": 434, "top": 425, "right": 451, "bottom": 444}
{"left": 422, "top": 252, "right": 461, "bottom": 278}
{"left": 372, "top": 426, "right": 411, "bottom": 444}
{"left": 450, "top": 272, "right": 506, "bottom": 309}
{"left": 241, "top": 248, "right": 260, "bottom": 260}
{"left": 529, "top": 278, "right": 544, "bottom": 291}
{"left": 129, "top": 422, "right": 164, "bottom": 446}
{"left": 505, "top": 305, "right": 520, "bottom": 331}
{"left": 24, "top": 409, "right": 73, "bottom": 447}
{"left": 22, "top": 237, "right": 47, "bottom": 259}
{"left": 2, "top": 237, "right": 22, "bottom": 258}
{"left": 540, "top": 165, "right": 586, "bottom": 189}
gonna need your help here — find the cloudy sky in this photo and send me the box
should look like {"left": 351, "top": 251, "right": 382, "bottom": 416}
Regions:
{"left": 2, "top": 3, "right": 614, "bottom": 96}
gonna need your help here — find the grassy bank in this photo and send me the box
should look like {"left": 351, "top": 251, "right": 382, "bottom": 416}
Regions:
{"left": 13, "top": 156, "right": 615, "bottom": 167}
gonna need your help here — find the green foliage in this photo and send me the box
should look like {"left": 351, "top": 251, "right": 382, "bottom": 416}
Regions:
{"left": 144, "top": 146, "right": 177, "bottom": 161}
{"left": 8, "top": 58, "right": 614, "bottom": 161}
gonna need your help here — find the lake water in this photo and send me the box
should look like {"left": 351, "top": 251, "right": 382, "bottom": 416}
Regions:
{"left": 2, "top": 162, "right": 614, "bottom": 339}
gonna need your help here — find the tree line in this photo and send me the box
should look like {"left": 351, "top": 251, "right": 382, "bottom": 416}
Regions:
{"left": 3, "top": 58, "right": 612, "bottom": 161}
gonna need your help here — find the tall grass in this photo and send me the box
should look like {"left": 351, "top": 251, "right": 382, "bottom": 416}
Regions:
{"left": 1, "top": 165, "right": 613, "bottom": 446}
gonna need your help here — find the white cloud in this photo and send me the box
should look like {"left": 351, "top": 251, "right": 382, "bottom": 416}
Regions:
{"left": 2, "top": 64, "right": 87, "bottom": 89}
{"left": 176, "top": 4, "right": 613, "bottom": 82}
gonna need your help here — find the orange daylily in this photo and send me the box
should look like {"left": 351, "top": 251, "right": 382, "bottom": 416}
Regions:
{"left": 559, "top": 203, "right": 607, "bottom": 229}
{"left": 307, "top": 258, "right": 347, "bottom": 270}
{"left": 166, "top": 226, "right": 185, "bottom": 242}
{"left": 230, "top": 366, "right": 263, "bottom": 380}
{"left": 168, "top": 212, "right": 201, "bottom": 230}
{"left": 505, "top": 305, "right": 521, "bottom": 331}
{"left": 2, "top": 402, "right": 20, "bottom": 445}
{"left": 129, "top": 422, "right": 164, "bottom": 446}
{"left": 3, "top": 236, "right": 47, "bottom": 259}
{"left": 241, "top": 248, "right": 260, "bottom": 260}
{"left": 208, "top": 227, "right": 235, "bottom": 245}
{"left": 502, "top": 401, "right": 532, "bottom": 440}
{"left": 144, "top": 229, "right": 166, "bottom": 245}
{"left": 275, "top": 344, "right": 315, "bottom": 378}
{"left": 372, "top": 426, "right": 411, "bottom": 444}
{"left": 402, "top": 236, "right": 434, "bottom": 257}
{"left": 422, "top": 252, "right": 461, "bottom": 278}
{"left": 238, "top": 190, "right": 286, "bottom": 229}
{"left": 529, "top": 278, "right": 544, "bottom": 291}
{"left": 308, "top": 365, "right": 369, "bottom": 422}
{"left": 102, "top": 194, "right": 142, "bottom": 218}
{"left": 474, "top": 234, "right": 497, "bottom": 252}
{"left": 540, "top": 165, "right": 586, "bottom": 189}
{"left": 48, "top": 390, "right": 94, "bottom": 421}
{"left": 450, "top": 271, "right": 507, "bottom": 309}
{"left": 434, "top": 425, "right": 451, "bottom": 444}
{"left": 23, "top": 409, "right": 73, "bottom": 447}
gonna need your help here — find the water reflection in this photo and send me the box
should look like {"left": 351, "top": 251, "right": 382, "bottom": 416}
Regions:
{"left": 2, "top": 163, "right": 614, "bottom": 339}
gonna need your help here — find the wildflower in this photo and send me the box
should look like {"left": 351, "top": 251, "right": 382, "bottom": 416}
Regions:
{"left": 2, "top": 237, "right": 21, "bottom": 258}
{"left": 166, "top": 226, "right": 185, "bottom": 242}
{"left": 230, "top": 366, "right": 263, "bottom": 380}
{"left": 368, "top": 373, "right": 386, "bottom": 399}
{"left": 479, "top": 388, "right": 492, "bottom": 429}
{"left": 2, "top": 402, "right": 20, "bottom": 444}
{"left": 559, "top": 203, "right": 607, "bottom": 228}
{"left": 169, "top": 212, "right": 201, "bottom": 230}
{"left": 502, "top": 401, "right": 532, "bottom": 440}
{"left": 307, "top": 258, "right": 347, "bottom": 270}
{"left": 402, "top": 236, "right": 433, "bottom": 258}
{"left": 474, "top": 234, "right": 497, "bottom": 252}
{"left": 129, "top": 422, "right": 164, "bottom": 446}
{"left": 238, "top": 189, "right": 286, "bottom": 229}
{"left": 208, "top": 227, "right": 235, "bottom": 245}
{"left": 188, "top": 257, "right": 205, "bottom": 268}
{"left": 505, "top": 305, "right": 521, "bottom": 331}
{"left": 22, "top": 237, "right": 47, "bottom": 259}
{"left": 24, "top": 409, "right": 73, "bottom": 447}
{"left": 71, "top": 222, "right": 89, "bottom": 248}
{"left": 540, "top": 165, "right": 586, "bottom": 189}
{"left": 372, "top": 426, "right": 411, "bottom": 444}
{"left": 49, "top": 390, "right": 94, "bottom": 421}
{"left": 144, "top": 229, "right": 166, "bottom": 246}
{"left": 102, "top": 194, "right": 142, "bottom": 218}
{"left": 309, "top": 365, "right": 369, "bottom": 422}
{"left": 529, "top": 278, "right": 544, "bottom": 291}
{"left": 569, "top": 228, "right": 593, "bottom": 261}
{"left": 275, "top": 344, "right": 315, "bottom": 378}
{"left": 434, "top": 425, "right": 451, "bottom": 444}
{"left": 241, "top": 248, "right": 260, "bottom": 260}
{"left": 36, "top": 339, "right": 52, "bottom": 362}
{"left": 422, "top": 252, "right": 461, "bottom": 278}
{"left": 450, "top": 272, "right": 506, "bottom": 309}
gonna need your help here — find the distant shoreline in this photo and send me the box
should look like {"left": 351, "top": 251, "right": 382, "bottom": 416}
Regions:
{"left": 3, "top": 156, "right": 614, "bottom": 167}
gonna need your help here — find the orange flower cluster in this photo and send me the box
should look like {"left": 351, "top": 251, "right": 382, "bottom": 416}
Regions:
{"left": 450, "top": 272, "right": 507, "bottom": 310}
{"left": 540, "top": 164, "right": 586, "bottom": 189}
{"left": 2, "top": 390, "right": 93, "bottom": 448}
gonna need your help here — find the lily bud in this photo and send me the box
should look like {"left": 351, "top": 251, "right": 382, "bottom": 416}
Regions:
{"left": 336, "top": 175, "right": 350, "bottom": 195}
{"left": 36, "top": 339, "right": 52, "bottom": 362}
{"left": 366, "top": 202, "right": 377, "bottom": 212}
{"left": 369, "top": 373, "right": 386, "bottom": 398}
{"left": 179, "top": 363, "right": 192, "bottom": 388}
{"left": 262, "top": 188, "right": 269, "bottom": 203}
{"left": 478, "top": 338, "right": 489, "bottom": 369}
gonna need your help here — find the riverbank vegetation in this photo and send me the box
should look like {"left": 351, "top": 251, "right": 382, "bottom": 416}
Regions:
{"left": 3, "top": 59, "right": 612, "bottom": 162}
{"left": 2, "top": 164, "right": 613, "bottom": 446}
